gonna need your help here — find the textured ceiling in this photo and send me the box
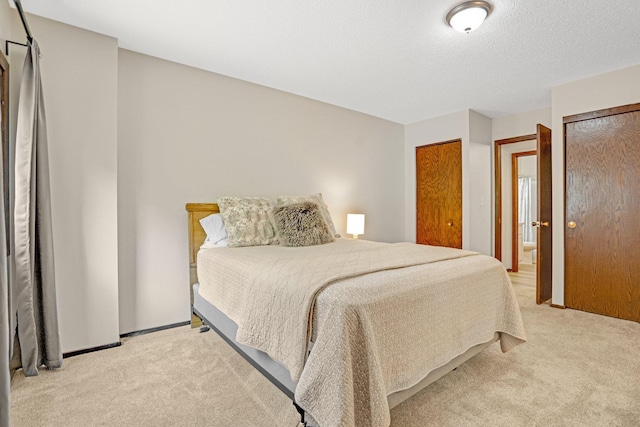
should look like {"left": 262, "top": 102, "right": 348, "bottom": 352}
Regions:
{"left": 12, "top": 0, "right": 640, "bottom": 124}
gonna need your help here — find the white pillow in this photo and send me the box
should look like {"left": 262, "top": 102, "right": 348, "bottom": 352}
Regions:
{"left": 199, "top": 213, "right": 228, "bottom": 245}
{"left": 200, "top": 237, "right": 228, "bottom": 250}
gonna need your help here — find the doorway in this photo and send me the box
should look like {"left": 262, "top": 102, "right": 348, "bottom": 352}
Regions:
{"left": 495, "top": 135, "right": 536, "bottom": 272}
{"left": 495, "top": 124, "right": 552, "bottom": 304}
{"left": 512, "top": 151, "right": 537, "bottom": 273}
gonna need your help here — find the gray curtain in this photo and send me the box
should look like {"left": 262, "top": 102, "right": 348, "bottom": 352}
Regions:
{"left": 0, "top": 88, "right": 9, "bottom": 427}
{"left": 12, "top": 39, "right": 61, "bottom": 377}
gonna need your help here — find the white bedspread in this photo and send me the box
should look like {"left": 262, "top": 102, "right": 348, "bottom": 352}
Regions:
{"left": 197, "top": 239, "right": 526, "bottom": 427}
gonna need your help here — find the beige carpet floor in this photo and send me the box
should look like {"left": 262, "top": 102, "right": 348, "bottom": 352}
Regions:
{"left": 10, "top": 271, "right": 640, "bottom": 427}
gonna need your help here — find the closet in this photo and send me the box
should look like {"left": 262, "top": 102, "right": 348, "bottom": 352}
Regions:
{"left": 416, "top": 139, "right": 462, "bottom": 248}
{"left": 564, "top": 103, "right": 640, "bottom": 322}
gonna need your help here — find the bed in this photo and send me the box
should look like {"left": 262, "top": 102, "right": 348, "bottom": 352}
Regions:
{"left": 186, "top": 202, "right": 526, "bottom": 427}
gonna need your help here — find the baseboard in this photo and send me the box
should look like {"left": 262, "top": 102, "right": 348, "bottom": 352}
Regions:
{"left": 119, "top": 320, "right": 190, "bottom": 338}
{"left": 63, "top": 341, "right": 122, "bottom": 359}
{"left": 62, "top": 321, "right": 191, "bottom": 359}
{"left": 550, "top": 303, "right": 566, "bottom": 309}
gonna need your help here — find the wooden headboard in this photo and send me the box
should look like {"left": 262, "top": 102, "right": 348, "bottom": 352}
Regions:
{"left": 185, "top": 203, "right": 220, "bottom": 327}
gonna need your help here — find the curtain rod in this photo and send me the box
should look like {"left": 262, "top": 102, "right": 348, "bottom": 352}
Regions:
{"left": 5, "top": 40, "right": 27, "bottom": 56}
{"left": 5, "top": 0, "right": 32, "bottom": 55}
{"left": 14, "top": 0, "right": 33, "bottom": 43}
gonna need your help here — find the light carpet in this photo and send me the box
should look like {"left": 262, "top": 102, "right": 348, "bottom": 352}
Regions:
{"left": 10, "top": 273, "right": 640, "bottom": 426}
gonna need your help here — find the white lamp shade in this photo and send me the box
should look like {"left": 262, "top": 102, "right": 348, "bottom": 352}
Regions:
{"left": 447, "top": 1, "right": 491, "bottom": 33}
{"left": 347, "top": 214, "right": 365, "bottom": 237}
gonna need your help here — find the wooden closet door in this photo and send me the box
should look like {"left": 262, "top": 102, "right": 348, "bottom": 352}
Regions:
{"left": 565, "top": 105, "right": 640, "bottom": 322}
{"left": 416, "top": 140, "right": 462, "bottom": 248}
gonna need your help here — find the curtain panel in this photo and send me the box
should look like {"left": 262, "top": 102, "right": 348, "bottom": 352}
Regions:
{"left": 0, "top": 80, "right": 9, "bottom": 427}
{"left": 13, "top": 39, "right": 61, "bottom": 378}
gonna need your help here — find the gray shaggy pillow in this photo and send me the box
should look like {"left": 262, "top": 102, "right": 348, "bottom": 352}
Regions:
{"left": 272, "top": 202, "right": 335, "bottom": 247}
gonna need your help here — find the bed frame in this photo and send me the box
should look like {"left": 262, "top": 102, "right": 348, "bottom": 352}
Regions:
{"left": 186, "top": 203, "right": 219, "bottom": 328}
{"left": 185, "top": 202, "right": 498, "bottom": 426}
{"left": 185, "top": 203, "right": 307, "bottom": 422}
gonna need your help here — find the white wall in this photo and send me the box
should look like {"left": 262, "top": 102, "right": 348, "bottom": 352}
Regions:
{"left": 550, "top": 64, "right": 640, "bottom": 306}
{"left": 0, "top": 2, "right": 10, "bottom": 45}
{"left": 468, "top": 110, "right": 492, "bottom": 255}
{"left": 492, "top": 108, "right": 551, "bottom": 143}
{"left": 117, "top": 49, "right": 405, "bottom": 333}
{"left": 519, "top": 155, "right": 536, "bottom": 177}
{"left": 7, "top": 13, "right": 121, "bottom": 353}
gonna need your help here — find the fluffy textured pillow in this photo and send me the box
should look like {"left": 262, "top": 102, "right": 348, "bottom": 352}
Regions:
{"left": 217, "top": 197, "right": 278, "bottom": 247}
{"left": 199, "top": 213, "right": 228, "bottom": 245}
{"left": 272, "top": 202, "right": 335, "bottom": 247}
{"left": 276, "top": 193, "right": 340, "bottom": 238}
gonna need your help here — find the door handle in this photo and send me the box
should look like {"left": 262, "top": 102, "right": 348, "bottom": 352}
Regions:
{"left": 567, "top": 221, "right": 576, "bottom": 229}
{"left": 532, "top": 221, "right": 549, "bottom": 227}
{"left": 447, "top": 221, "right": 453, "bottom": 227}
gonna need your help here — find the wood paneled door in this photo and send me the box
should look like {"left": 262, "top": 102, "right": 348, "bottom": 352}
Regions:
{"left": 416, "top": 139, "right": 462, "bottom": 248}
{"left": 564, "top": 103, "right": 640, "bottom": 322}
{"left": 535, "top": 124, "right": 552, "bottom": 304}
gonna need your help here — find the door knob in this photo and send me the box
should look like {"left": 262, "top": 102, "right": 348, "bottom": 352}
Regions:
{"left": 532, "top": 221, "right": 549, "bottom": 227}
{"left": 567, "top": 221, "right": 576, "bottom": 229}
{"left": 447, "top": 221, "right": 453, "bottom": 227}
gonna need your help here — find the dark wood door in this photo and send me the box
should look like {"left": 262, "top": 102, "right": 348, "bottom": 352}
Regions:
{"left": 565, "top": 105, "right": 640, "bottom": 322}
{"left": 536, "top": 124, "right": 552, "bottom": 304}
{"left": 416, "top": 140, "right": 462, "bottom": 248}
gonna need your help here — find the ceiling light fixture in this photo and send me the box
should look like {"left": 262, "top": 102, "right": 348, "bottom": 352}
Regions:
{"left": 446, "top": 1, "right": 492, "bottom": 33}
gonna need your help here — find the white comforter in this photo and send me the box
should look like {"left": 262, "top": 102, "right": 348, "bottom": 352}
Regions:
{"left": 197, "top": 239, "right": 526, "bottom": 427}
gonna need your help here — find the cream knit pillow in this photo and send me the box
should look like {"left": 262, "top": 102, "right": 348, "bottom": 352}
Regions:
{"left": 217, "top": 197, "right": 278, "bottom": 247}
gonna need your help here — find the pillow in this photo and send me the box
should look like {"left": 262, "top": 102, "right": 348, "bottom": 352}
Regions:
{"left": 199, "top": 213, "right": 228, "bottom": 245}
{"left": 217, "top": 197, "right": 278, "bottom": 247}
{"left": 276, "top": 193, "right": 340, "bottom": 238}
{"left": 199, "top": 238, "right": 228, "bottom": 250}
{"left": 271, "top": 202, "right": 335, "bottom": 247}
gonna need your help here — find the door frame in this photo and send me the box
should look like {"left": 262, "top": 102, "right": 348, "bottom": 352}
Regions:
{"left": 511, "top": 150, "right": 537, "bottom": 272}
{"left": 494, "top": 134, "right": 536, "bottom": 270}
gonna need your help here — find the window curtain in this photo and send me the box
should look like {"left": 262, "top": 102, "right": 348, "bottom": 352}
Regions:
{"left": 518, "top": 177, "right": 535, "bottom": 243}
{"left": 12, "top": 39, "right": 61, "bottom": 378}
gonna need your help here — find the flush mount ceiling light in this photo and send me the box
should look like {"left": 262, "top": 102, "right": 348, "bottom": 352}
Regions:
{"left": 446, "top": 1, "right": 492, "bottom": 33}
